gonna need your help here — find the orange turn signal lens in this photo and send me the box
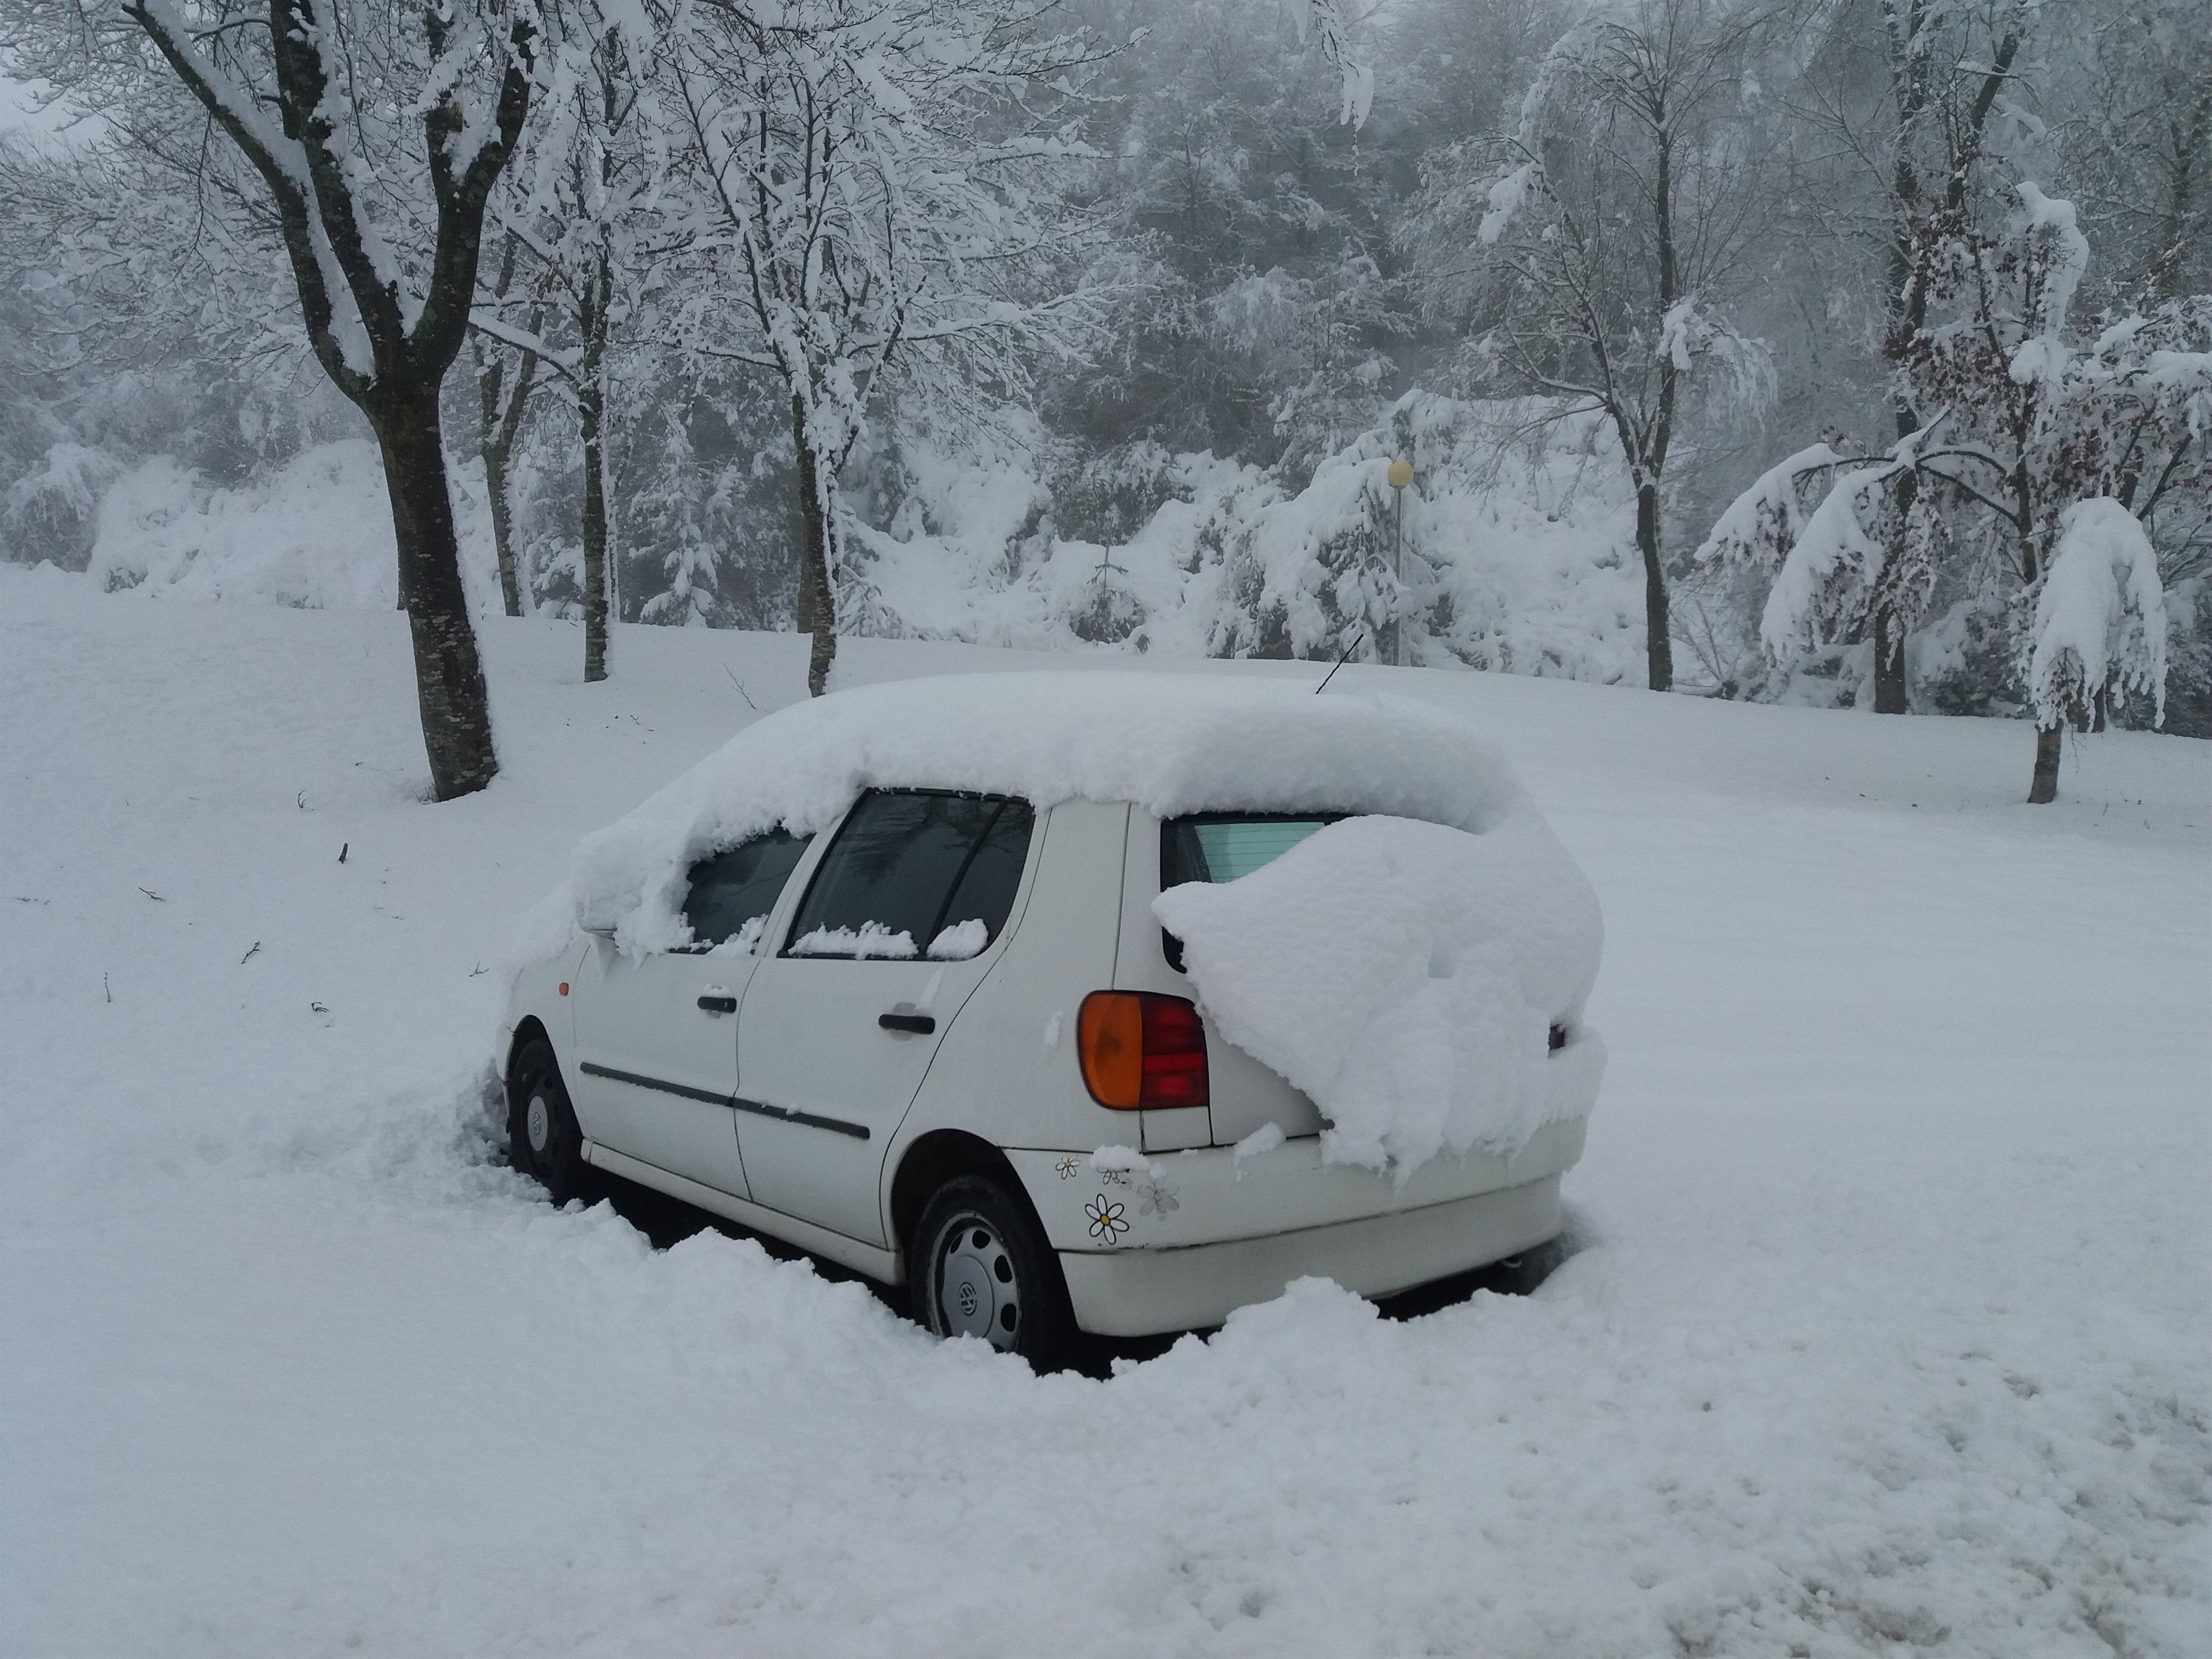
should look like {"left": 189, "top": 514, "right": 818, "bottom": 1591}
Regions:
{"left": 1077, "top": 991, "right": 1208, "bottom": 1110}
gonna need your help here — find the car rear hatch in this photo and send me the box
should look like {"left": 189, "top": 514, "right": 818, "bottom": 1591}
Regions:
{"left": 1115, "top": 810, "right": 1336, "bottom": 1147}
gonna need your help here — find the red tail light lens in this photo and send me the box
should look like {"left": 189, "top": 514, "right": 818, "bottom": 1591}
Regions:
{"left": 1077, "top": 991, "right": 1209, "bottom": 1110}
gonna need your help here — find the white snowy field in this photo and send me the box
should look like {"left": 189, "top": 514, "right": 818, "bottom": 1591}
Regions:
{"left": 2, "top": 561, "right": 2207, "bottom": 1658}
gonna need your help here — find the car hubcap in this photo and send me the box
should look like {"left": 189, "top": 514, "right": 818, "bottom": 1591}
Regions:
{"left": 936, "top": 1217, "right": 1019, "bottom": 1350}
{"left": 525, "top": 1092, "right": 551, "bottom": 1156}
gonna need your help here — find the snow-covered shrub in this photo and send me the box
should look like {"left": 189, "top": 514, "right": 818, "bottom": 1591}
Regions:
{"left": 833, "top": 390, "right": 1643, "bottom": 680}
{"left": 2, "top": 442, "right": 121, "bottom": 569}
{"left": 83, "top": 441, "right": 502, "bottom": 615}
{"left": 1047, "top": 441, "right": 1187, "bottom": 547}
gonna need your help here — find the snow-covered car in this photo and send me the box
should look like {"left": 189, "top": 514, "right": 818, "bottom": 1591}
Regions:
{"left": 499, "top": 673, "right": 1606, "bottom": 1364}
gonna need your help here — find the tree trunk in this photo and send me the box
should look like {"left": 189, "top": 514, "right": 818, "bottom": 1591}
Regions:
{"left": 375, "top": 389, "right": 498, "bottom": 801}
{"left": 581, "top": 375, "right": 609, "bottom": 684}
{"left": 2028, "top": 722, "right": 2061, "bottom": 804}
{"left": 791, "top": 394, "right": 837, "bottom": 697}
{"left": 1872, "top": 601, "right": 1908, "bottom": 713}
{"left": 1636, "top": 481, "right": 1673, "bottom": 692}
{"left": 485, "top": 438, "right": 524, "bottom": 618}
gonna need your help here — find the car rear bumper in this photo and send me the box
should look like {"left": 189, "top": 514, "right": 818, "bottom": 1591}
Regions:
{"left": 1006, "top": 1114, "right": 1586, "bottom": 1337}
{"left": 1058, "top": 1174, "right": 1562, "bottom": 1336}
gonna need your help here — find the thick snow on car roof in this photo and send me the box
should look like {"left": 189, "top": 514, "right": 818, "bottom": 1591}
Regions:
{"left": 557, "top": 670, "right": 1535, "bottom": 953}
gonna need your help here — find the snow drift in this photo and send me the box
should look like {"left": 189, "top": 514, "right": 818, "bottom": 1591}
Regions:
{"left": 1156, "top": 814, "right": 1605, "bottom": 1177}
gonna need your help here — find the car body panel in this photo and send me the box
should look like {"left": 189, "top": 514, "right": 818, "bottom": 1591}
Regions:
{"left": 569, "top": 941, "right": 755, "bottom": 1196}
{"left": 1004, "top": 1110, "right": 1585, "bottom": 1258}
{"left": 734, "top": 795, "right": 1047, "bottom": 1248}
{"left": 1056, "top": 1175, "right": 1564, "bottom": 1337}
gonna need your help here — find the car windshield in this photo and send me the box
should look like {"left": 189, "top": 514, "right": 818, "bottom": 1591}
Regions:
{"left": 1161, "top": 814, "right": 1343, "bottom": 888}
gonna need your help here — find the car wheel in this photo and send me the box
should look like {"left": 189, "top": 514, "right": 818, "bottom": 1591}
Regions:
{"left": 508, "top": 1037, "right": 591, "bottom": 1205}
{"left": 912, "top": 1174, "right": 1074, "bottom": 1370}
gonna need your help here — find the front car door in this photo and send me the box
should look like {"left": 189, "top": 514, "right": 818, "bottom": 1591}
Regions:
{"left": 569, "top": 830, "right": 812, "bottom": 1196}
{"left": 734, "top": 791, "right": 1037, "bottom": 1245}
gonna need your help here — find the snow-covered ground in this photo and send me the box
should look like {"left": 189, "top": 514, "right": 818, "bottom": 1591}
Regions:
{"left": 2, "top": 563, "right": 2207, "bottom": 1657}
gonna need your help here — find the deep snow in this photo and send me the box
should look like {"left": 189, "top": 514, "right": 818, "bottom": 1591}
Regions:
{"left": 2, "top": 563, "right": 2207, "bottom": 1657}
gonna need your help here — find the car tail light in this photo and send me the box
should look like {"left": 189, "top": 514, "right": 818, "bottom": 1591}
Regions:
{"left": 1077, "top": 991, "right": 1209, "bottom": 1110}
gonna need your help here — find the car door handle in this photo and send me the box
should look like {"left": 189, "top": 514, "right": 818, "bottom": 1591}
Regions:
{"left": 878, "top": 1011, "right": 935, "bottom": 1035}
{"left": 698, "top": 994, "right": 738, "bottom": 1015}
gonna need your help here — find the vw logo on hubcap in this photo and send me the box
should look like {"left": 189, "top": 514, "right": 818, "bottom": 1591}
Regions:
{"left": 957, "top": 1278, "right": 980, "bottom": 1318}
{"left": 526, "top": 1095, "right": 550, "bottom": 1153}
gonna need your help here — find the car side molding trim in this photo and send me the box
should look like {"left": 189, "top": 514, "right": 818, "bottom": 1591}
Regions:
{"left": 579, "top": 1062, "right": 870, "bottom": 1142}
{"left": 733, "top": 1095, "right": 870, "bottom": 1141}
{"left": 579, "top": 1061, "right": 731, "bottom": 1108}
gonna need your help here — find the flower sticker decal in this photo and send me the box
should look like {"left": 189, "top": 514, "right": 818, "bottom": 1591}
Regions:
{"left": 1084, "top": 1193, "right": 1129, "bottom": 1244}
{"left": 1138, "top": 1181, "right": 1180, "bottom": 1217}
{"left": 1053, "top": 1157, "right": 1081, "bottom": 1180}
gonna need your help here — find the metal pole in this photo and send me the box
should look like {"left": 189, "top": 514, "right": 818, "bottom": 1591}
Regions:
{"left": 1394, "top": 487, "right": 1404, "bottom": 667}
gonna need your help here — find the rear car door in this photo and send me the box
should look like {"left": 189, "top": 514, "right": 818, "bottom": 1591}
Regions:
{"left": 734, "top": 790, "right": 1035, "bottom": 1245}
{"left": 568, "top": 830, "right": 811, "bottom": 1195}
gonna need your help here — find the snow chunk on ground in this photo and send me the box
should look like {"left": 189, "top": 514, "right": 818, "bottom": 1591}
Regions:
{"left": 1155, "top": 812, "right": 1605, "bottom": 1179}
{"left": 560, "top": 672, "right": 1529, "bottom": 955}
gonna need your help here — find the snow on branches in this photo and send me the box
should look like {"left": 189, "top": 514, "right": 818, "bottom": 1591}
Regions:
{"left": 2027, "top": 498, "right": 2168, "bottom": 731}
{"left": 1755, "top": 450, "right": 1945, "bottom": 667}
{"left": 1294, "top": 1, "right": 1375, "bottom": 130}
{"left": 1693, "top": 445, "right": 1858, "bottom": 578}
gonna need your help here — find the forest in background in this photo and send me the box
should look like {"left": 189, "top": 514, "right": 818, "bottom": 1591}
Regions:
{"left": 3, "top": 0, "right": 2207, "bottom": 752}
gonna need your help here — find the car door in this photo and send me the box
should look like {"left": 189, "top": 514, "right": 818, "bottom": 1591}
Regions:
{"left": 569, "top": 830, "right": 812, "bottom": 1196}
{"left": 734, "top": 790, "right": 1036, "bottom": 1246}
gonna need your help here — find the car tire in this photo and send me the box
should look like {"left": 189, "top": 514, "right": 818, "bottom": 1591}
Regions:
{"left": 508, "top": 1037, "right": 591, "bottom": 1205}
{"left": 912, "top": 1174, "right": 1075, "bottom": 1370}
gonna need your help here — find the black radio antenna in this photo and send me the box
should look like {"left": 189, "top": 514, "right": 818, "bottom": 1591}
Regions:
{"left": 1315, "top": 630, "right": 1364, "bottom": 695}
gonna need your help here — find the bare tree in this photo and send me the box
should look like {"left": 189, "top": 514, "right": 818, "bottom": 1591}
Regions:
{"left": 1704, "top": 187, "right": 2210, "bottom": 799}
{"left": 1410, "top": 0, "right": 1778, "bottom": 692}
{"left": 474, "top": 8, "right": 658, "bottom": 682}
{"left": 469, "top": 232, "right": 546, "bottom": 619}
{"left": 664, "top": 0, "right": 1109, "bottom": 696}
{"left": 11, "top": 1, "right": 544, "bottom": 798}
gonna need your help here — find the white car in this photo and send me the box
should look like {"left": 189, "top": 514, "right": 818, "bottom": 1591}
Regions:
{"left": 500, "top": 673, "right": 1604, "bottom": 1364}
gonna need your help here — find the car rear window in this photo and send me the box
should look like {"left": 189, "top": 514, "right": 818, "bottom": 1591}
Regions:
{"left": 676, "top": 829, "right": 812, "bottom": 954}
{"left": 1159, "top": 813, "right": 1343, "bottom": 971}
{"left": 785, "top": 790, "right": 1034, "bottom": 960}
{"left": 1161, "top": 814, "right": 1343, "bottom": 888}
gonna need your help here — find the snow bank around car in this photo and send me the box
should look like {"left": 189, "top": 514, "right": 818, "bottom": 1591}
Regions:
{"left": 1156, "top": 813, "right": 1605, "bottom": 1179}
{"left": 535, "top": 670, "right": 1536, "bottom": 959}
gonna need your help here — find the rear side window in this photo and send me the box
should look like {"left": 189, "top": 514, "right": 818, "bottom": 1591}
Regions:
{"left": 676, "top": 829, "right": 813, "bottom": 954}
{"left": 786, "top": 790, "right": 1034, "bottom": 961}
{"left": 1162, "top": 814, "right": 1342, "bottom": 888}
{"left": 1160, "top": 813, "right": 1342, "bottom": 970}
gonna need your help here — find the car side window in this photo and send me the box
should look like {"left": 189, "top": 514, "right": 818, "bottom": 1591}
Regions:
{"left": 786, "top": 790, "right": 1034, "bottom": 960}
{"left": 674, "top": 829, "right": 812, "bottom": 954}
